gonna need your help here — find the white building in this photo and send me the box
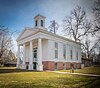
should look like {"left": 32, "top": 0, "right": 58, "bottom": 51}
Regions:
{"left": 16, "top": 14, "right": 81, "bottom": 71}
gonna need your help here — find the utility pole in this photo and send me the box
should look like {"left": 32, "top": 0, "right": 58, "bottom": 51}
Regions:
{"left": 53, "top": 20, "right": 56, "bottom": 33}
{"left": 49, "top": 20, "right": 59, "bottom": 34}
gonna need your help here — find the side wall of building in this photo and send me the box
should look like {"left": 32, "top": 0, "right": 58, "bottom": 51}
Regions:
{"left": 43, "top": 39, "right": 81, "bottom": 62}
{"left": 42, "top": 39, "right": 81, "bottom": 70}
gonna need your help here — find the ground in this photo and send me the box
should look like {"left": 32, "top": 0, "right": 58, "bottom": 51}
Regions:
{"left": 59, "top": 66, "right": 100, "bottom": 75}
{"left": 0, "top": 67, "right": 100, "bottom": 88}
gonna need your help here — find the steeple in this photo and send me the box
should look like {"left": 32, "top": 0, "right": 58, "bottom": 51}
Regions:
{"left": 34, "top": 14, "right": 46, "bottom": 29}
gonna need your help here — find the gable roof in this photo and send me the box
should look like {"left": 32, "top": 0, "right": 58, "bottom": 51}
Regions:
{"left": 34, "top": 14, "right": 46, "bottom": 19}
{"left": 16, "top": 27, "right": 33, "bottom": 41}
{"left": 17, "top": 27, "right": 81, "bottom": 45}
{"left": 38, "top": 29, "right": 81, "bottom": 45}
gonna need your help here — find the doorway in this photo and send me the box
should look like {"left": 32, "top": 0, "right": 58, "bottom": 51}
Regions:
{"left": 33, "top": 62, "right": 37, "bottom": 70}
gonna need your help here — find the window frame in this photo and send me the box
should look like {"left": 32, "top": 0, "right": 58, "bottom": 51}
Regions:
{"left": 76, "top": 52, "right": 78, "bottom": 60}
{"left": 70, "top": 49, "right": 73, "bottom": 59}
{"left": 33, "top": 48, "right": 37, "bottom": 58}
{"left": 55, "top": 42, "right": 58, "bottom": 58}
{"left": 63, "top": 45, "right": 66, "bottom": 59}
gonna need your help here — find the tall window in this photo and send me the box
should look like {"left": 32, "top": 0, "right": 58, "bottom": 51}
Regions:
{"left": 70, "top": 50, "right": 72, "bottom": 59}
{"left": 35, "top": 20, "right": 38, "bottom": 26}
{"left": 33, "top": 48, "right": 37, "bottom": 58}
{"left": 41, "top": 20, "right": 43, "bottom": 26}
{"left": 55, "top": 42, "right": 58, "bottom": 58}
{"left": 76, "top": 52, "right": 78, "bottom": 60}
{"left": 63, "top": 45, "right": 66, "bottom": 59}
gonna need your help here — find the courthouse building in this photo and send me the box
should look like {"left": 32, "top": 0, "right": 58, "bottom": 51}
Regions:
{"left": 16, "top": 14, "right": 81, "bottom": 71}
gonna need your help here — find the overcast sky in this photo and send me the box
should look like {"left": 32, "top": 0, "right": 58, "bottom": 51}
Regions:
{"left": 0, "top": 0, "right": 95, "bottom": 53}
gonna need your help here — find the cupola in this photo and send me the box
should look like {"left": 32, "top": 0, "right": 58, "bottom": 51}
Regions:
{"left": 34, "top": 14, "right": 46, "bottom": 29}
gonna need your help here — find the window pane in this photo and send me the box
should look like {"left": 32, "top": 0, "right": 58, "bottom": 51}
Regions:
{"left": 33, "top": 48, "right": 37, "bottom": 58}
{"left": 63, "top": 45, "right": 66, "bottom": 59}
{"left": 34, "top": 50, "right": 37, "bottom": 52}
{"left": 34, "top": 53, "right": 37, "bottom": 58}
{"left": 70, "top": 50, "right": 72, "bottom": 59}
{"left": 55, "top": 42, "right": 58, "bottom": 48}
{"left": 55, "top": 50, "right": 58, "bottom": 58}
{"left": 76, "top": 52, "right": 78, "bottom": 60}
{"left": 55, "top": 42, "right": 58, "bottom": 58}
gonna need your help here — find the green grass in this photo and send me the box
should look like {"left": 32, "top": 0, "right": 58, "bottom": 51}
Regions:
{"left": 75, "top": 66, "right": 100, "bottom": 75}
{"left": 0, "top": 67, "right": 100, "bottom": 88}
{"left": 59, "top": 66, "right": 100, "bottom": 75}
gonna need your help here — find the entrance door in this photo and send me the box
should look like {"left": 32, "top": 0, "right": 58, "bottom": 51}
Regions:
{"left": 33, "top": 62, "right": 37, "bottom": 70}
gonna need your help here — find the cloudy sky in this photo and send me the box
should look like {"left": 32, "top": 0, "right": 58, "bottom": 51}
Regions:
{"left": 0, "top": 0, "right": 95, "bottom": 53}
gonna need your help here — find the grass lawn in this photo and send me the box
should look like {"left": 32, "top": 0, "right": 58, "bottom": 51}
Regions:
{"left": 0, "top": 67, "right": 100, "bottom": 88}
{"left": 59, "top": 66, "right": 100, "bottom": 75}
{"left": 75, "top": 66, "right": 100, "bottom": 75}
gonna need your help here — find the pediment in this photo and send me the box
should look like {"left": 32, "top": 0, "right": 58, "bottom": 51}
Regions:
{"left": 16, "top": 29, "right": 34, "bottom": 41}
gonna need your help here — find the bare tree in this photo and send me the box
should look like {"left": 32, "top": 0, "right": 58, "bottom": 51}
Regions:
{"left": 48, "top": 20, "right": 59, "bottom": 34}
{"left": 63, "top": 6, "right": 92, "bottom": 42}
{"left": 93, "top": 0, "right": 100, "bottom": 32}
{"left": 8, "top": 50, "right": 16, "bottom": 62}
{"left": 82, "top": 35, "right": 100, "bottom": 60}
{"left": 0, "top": 26, "right": 13, "bottom": 60}
{"left": 92, "top": 0, "right": 100, "bottom": 58}
{"left": 92, "top": 0, "right": 100, "bottom": 51}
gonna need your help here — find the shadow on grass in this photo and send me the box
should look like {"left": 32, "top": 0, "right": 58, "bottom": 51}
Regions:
{"left": 0, "top": 68, "right": 40, "bottom": 74}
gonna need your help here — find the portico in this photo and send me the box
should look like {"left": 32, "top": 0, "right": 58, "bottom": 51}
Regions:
{"left": 16, "top": 37, "right": 43, "bottom": 71}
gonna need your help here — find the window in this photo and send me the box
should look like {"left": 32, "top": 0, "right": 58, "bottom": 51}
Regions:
{"left": 55, "top": 42, "right": 58, "bottom": 48}
{"left": 76, "top": 52, "right": 78, "bottom": 60}
{"left": 63, "top": 45, "right": 66, "bottom": 59}
{"left": 41, "top": 20, "right": 43, "bottom": 26}
{"left": 35, "top": 20, "right": 38, "bottom": 26}
{"left": 33, "top": 48, "right": 37, "bottom": 58}
{"left": 70, "top": 50, "right": 72, "bottom": 59}
{"left": 55, "top": 50, "right": 58, "bottom": 58}
{"left": 55, "top": 42, "right": 58, "bottom": 58}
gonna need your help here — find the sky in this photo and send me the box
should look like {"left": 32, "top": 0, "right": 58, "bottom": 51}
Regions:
{"left": 0, "top": 0, "right": 95, "bottom": 53}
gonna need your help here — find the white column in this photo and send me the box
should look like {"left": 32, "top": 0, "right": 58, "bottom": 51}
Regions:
{"left": 29, "top": 41, "right": 33, "bottom": 70}
{"left": 16, "top": 45, "right": 20, "bottom": 69}
{"left": 37, "top": 37, "right": 43, "bottom": 71}
{"left": 22, "top": 43, "right": 26, "bottom": 69}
